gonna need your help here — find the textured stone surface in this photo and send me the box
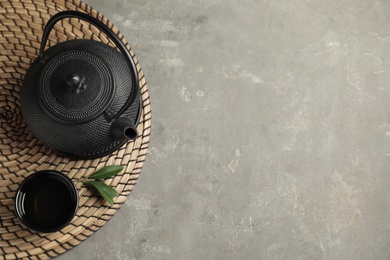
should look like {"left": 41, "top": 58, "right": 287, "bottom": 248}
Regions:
{"left": 58, "top": 0, "right": 390, "bottom": 259}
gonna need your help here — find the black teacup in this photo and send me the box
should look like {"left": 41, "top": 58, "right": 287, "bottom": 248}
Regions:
{"left": 14, "top": 170, "right": 78, "bottom": 233}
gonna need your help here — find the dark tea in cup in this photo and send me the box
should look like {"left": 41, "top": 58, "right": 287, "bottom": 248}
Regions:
{"left": 14, "top": 170, "right": 78, "bottom": 233}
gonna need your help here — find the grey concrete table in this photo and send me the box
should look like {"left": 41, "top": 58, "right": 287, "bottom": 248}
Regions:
{"left": 59, "top": 0, "right": 390, "bottom": 259}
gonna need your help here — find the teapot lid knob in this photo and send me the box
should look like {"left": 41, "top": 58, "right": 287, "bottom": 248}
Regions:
{"left": 66, "top": 74, "right": 80, "bottom": 87}
{"left": 66, "top": 74, "right": 87, "bottom": 94}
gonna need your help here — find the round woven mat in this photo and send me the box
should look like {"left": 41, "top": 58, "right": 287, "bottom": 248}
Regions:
{"left": 0, "top": 0, "right": 151, "bottom": 259}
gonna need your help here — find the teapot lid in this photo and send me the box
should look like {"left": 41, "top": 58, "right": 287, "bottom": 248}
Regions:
{"left": 38, "top": 48, "right": 115, "bottom": 124}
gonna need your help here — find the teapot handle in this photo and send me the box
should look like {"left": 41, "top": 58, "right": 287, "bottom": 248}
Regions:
{"left": 39, "top": 11, "right": 139, "bottom": 121}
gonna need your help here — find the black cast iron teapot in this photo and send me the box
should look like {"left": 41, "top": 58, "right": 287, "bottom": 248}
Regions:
{"left": 20, "top": 11, "right": 141, "bottom": 159}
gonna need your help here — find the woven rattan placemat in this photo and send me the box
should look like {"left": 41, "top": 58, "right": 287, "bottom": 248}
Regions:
{"left": 0, "top": 0, "right": 151, "bottom": 259}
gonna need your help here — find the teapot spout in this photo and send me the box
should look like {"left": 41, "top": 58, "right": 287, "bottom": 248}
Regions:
{"left": 111, "top": 117, "right": 138, "bottom": 141}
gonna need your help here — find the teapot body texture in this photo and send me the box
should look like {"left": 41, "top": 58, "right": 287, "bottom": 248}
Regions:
{"left": 20, "top": 11, "right": 140, "bottom": 159}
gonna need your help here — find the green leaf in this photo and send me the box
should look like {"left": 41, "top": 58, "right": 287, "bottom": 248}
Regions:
{"left": 88, "top": 165, "right": 124, "bottom": 180}
{"left": 85, "top": 182, "right": 100, "bottom": 196}
{"left": 84, "top": 181, "right": 119, "bottom": 205}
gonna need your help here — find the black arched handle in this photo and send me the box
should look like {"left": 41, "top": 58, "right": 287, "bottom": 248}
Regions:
{"left": 39, "top": 10, "right": 139, "bottom": 121}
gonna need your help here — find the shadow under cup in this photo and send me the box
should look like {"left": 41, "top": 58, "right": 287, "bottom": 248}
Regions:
{"left": 14, "top": 170, "right": 78, "bottom": 233}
